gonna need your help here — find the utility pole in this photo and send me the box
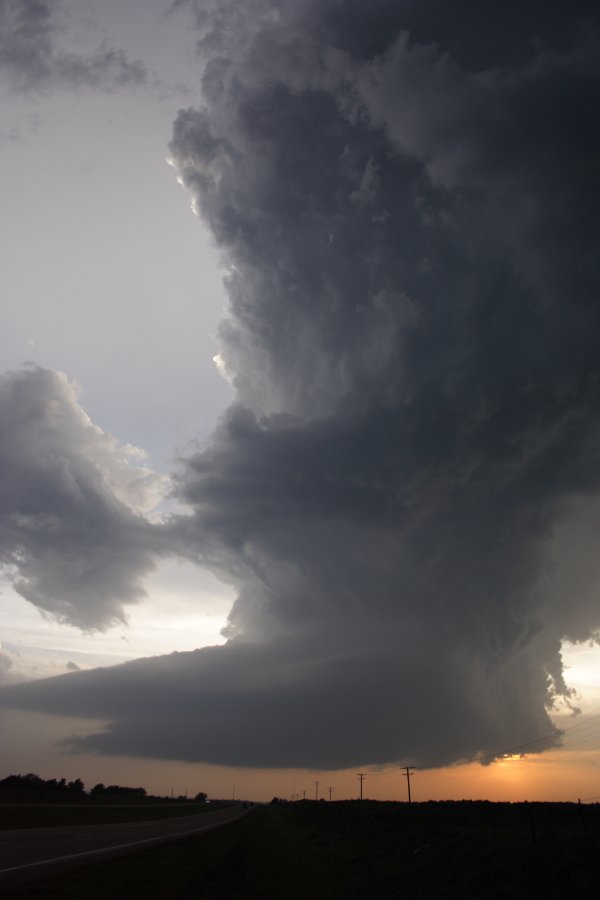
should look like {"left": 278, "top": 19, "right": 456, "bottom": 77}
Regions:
{"left": 403, "top": 767, "right": 415, "bottom": 804}
{"left": 303, "top": 789, "right": 306, "bottom": 801}
{"left": 315, "top": 780, "right": 319, "bottom": 801}
{"left": 357, "top": 773, "right": 366, "bottom": 800}
{"left": 328, "top": 786, "right": 333, "bottom": 802}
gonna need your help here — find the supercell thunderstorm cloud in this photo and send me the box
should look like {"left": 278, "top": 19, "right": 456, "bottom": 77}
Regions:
{"left": 2, "top": 0, "right": 600, "bottom": 769}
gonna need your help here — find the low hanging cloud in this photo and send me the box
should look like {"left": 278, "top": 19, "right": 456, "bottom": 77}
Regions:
{"left": 0, "top": 0, "right": 146, "bottom": 93}
{"left": 2, "top": 0, "right": 600, "bottom": 770}
{"left": 0, "top": 367, "right": 164, "bottom": 629}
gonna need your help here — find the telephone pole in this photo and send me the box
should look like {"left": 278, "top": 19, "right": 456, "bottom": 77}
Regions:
{"left": 315, "top": 780, "right": 319, "bottom": 801}
{"left": 328, "top": 786, "right": 333, "bottom": 802}
{"left": 357, "top": 773, "right": 366, "bottom": 800}
{"left": 403, "top": 767, "right": 415, "bottom": 804}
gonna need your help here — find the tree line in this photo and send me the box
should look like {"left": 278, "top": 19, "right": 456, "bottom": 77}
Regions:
{"left": 0, "top": 773, "right": 86, "bottom": 798}
{"left": 0, "top": 773, "right": 209, "bottom": 802}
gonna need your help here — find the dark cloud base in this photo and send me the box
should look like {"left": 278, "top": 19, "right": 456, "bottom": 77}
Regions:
{"left": 2, "top": 0, "right": 600, "bottom": 771}
{"left": 0, "top": 634, "right": 561, "bottom": 769}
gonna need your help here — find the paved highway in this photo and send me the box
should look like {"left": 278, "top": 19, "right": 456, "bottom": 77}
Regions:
{"left": 0, "top": 804, "right": 251, "bottom": 888}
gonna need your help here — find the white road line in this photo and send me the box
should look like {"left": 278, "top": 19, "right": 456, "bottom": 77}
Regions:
{"left": 0, "top": 813, "right": 245, "bottom": 875}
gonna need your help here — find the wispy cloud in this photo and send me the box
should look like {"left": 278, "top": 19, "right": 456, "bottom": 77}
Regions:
{"left": 0, "top": 0, "right": 146, "bottom": 93}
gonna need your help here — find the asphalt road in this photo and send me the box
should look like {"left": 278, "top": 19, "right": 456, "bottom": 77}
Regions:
{"left": 0, "top": 804, "right": 251, "bottom": 888}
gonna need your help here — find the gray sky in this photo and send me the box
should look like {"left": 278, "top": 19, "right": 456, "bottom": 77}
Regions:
{"left": 1, "top": 0, "right": 232, "bottom": 469}
{"left": 2, "top": 0, "right": 600, "bottom": 786}
{"left": 1, "top": 0, "right": 234, "bottom": 675}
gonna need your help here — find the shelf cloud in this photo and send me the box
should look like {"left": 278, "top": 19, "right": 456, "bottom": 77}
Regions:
{"left": 2, "top": 0, "right": 600, "bottom": 769}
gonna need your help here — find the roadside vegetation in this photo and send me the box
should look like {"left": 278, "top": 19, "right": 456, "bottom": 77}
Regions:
{"left": 0, "top": 773, "right": 208, "bottom": 805}
{"left": 0, "top": 773, "right": 218, "bottom": 829}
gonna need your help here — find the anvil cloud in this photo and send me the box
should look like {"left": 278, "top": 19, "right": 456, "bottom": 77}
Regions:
{"left": 2, "top": 0, "right": 600, "bottom": 769}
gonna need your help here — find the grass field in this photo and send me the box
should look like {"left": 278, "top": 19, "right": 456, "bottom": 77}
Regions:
{"left": 3, "top": 800, "right": 600, "bottom": 899}
{"left": 0, "top": 801, "right": 226, "bottom": 830}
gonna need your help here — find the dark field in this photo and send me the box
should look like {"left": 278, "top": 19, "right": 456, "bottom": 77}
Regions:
{"left": 0, "top": 801, "right": 225, "bottom": 830}
{"left": 3, "top": 800, "right": 600, "bottom": 899}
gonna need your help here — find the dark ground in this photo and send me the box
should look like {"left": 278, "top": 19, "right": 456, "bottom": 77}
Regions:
{"left": 2, "top": 799, "right": 599, "bottom": 899}
{"left": 0, "top": 801, "right": 226, "bottom": 830}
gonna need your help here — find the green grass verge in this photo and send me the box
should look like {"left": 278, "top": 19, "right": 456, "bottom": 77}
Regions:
{"left": 3, "top": 801, "right": 600, "bottom": 899}
{"left": 0, "top": 802, "right": 228, "bottom": 830}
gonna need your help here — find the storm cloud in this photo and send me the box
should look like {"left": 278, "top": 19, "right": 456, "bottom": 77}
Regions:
{"left": 0, "top": 0, "right": 146, "bottom": 92}
{"left": 0, "top": 367, "right": 163, "bottom": 629}
{"left": 2, "top": 0, "right": 600, "bottom": 769}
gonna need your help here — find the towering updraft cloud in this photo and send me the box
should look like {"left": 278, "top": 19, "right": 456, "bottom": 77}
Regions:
{"left": 0, "top": 0, "right": 146, "bottom": 92}
{"left": 2, "top": 0, "right": 600, "bottom": 769}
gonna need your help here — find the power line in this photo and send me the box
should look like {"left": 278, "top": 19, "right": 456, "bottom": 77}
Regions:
{"left": 475, "top": 730, "right": 561, "bottom": 765}
{"left": 396, "top": 711, "right": 600, "bottom": 792}
{"left": 560, "top": 713, "right": 600, "bottom": 749}
{"left": 439, "top": 713, "right": 600, "bottom": 773}
{"left": 457, "top": 714, "right": 599, "bottom": 769}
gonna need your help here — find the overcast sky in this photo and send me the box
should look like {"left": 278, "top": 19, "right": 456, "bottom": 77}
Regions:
{"left": 2, "top": 0, "right": 600, "bottom": 799}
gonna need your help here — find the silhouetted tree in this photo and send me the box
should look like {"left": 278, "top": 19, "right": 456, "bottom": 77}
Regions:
{"left": 68, "top": 778, "right": 85, "bottom": 794}
{"left": 0, "top": 773, "right": 86, "bottom": 801}
{"left": 91, "top": 783, "right": 146, "bottom": 799}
